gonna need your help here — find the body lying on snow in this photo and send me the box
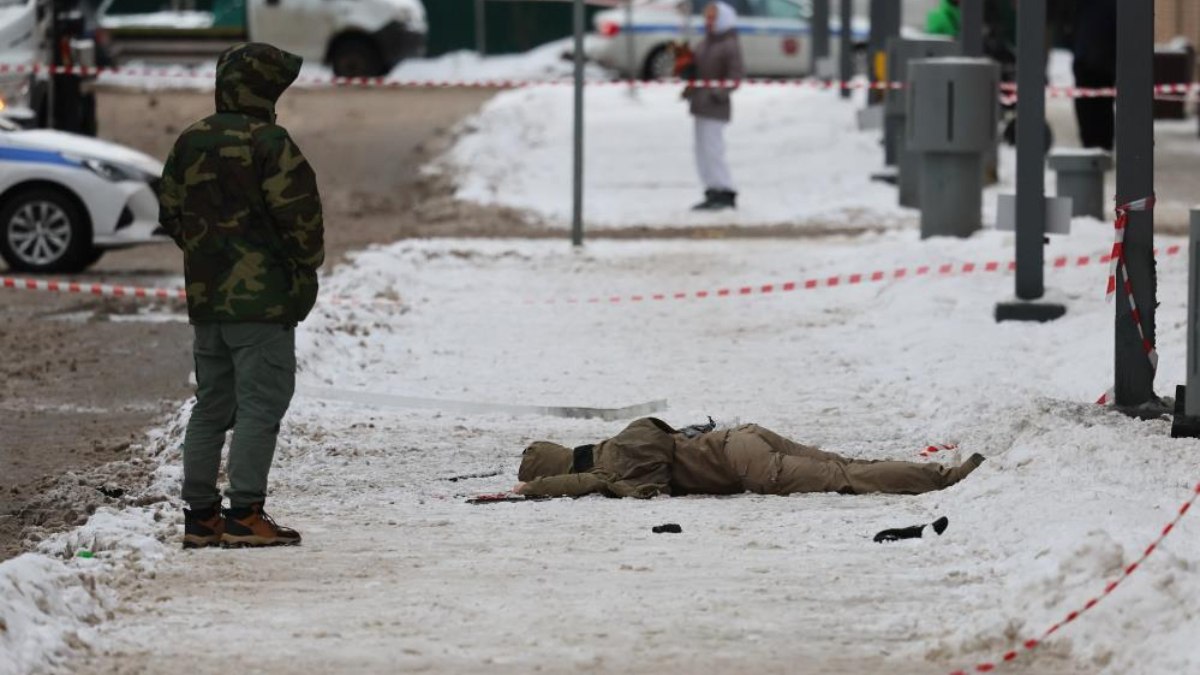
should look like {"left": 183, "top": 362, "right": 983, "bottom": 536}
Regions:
{"left": 512, "top": 418, "right": 984, "bottom": 498}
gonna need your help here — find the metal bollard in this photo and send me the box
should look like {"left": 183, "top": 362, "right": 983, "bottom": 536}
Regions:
{"left": 886, "top": 37, "right": 959, "bottom": 204}
{"left": 1048, "top": 149, "right": 1112, "bottom": 220}
{"left": 908, "top": 57, "right": 999, "bottom": 238}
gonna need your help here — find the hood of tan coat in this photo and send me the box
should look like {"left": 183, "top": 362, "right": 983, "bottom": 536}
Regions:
{"left": 518, "top": 442, "right": 574, "bottom": 481}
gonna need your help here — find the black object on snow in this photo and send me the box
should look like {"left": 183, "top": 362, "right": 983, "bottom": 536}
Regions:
{"left": 874, "top": 516, "right": 949, "bottom": 543}
{"left": 652, "top": 523, "right": 683, "bottom": 534}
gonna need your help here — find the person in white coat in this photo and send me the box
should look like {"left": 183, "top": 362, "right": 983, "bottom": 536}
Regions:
{"left": 684, "top": 1, "right": 745, "bottom": 211}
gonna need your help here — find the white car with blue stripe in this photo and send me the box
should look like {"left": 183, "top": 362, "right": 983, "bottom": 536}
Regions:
{"left": 0, "top": 117, "right": 165, "bottom": 273}
{"left": 590, "top": 0, "right": 869, "bottom": 80}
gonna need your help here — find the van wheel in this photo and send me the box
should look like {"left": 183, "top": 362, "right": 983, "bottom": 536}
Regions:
{"left": 330, "top": 36, "right": 385, "bottom": 78}
{"left": 642, "top": 44, "right": 675, "bottom": 81}
{"left": 0, "top": 187, "right": 94, "bottom": 273}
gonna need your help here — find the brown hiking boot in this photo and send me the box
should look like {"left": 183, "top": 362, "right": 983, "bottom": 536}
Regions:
{"left": 183, "top": 505, "right": 225, "bottom": 550}
{"left": 221, "top": 503, "right": 302, "bottom": 548}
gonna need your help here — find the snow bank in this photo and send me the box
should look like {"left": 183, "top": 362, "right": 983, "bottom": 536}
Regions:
{"left": 437, "top": 84, "right": 1020, "bottom": 230}
{"left": 0, "top": 413, "right": 187, "bottom": 674}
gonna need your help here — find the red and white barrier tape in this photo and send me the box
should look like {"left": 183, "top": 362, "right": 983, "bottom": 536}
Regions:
{"left": 5, "top": 61, "right": 1198, "bottom": 99}
{"left": 525, "top": 247, "right": 1183, "bottom": 306}
{"left": 949, "top": 481, "right": 1200, "bottom": 675}
{"left": 1, "top": 275, "right": 186, "bottom": 300}
{"left": 3, "top": 247, "right": 1185, "bottom": 307}
{"left": 1095, "top": 197, "right": 1160, "bottom": 407}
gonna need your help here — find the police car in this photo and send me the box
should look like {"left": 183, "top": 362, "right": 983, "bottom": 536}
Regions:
{"left": 0, "top": 116, "right": 166, "bottom": 273}
{"left": 589, "top": 0, "right": 869, "bottom": 80}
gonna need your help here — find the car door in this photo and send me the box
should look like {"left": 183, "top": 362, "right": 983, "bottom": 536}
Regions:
{"left": 753, "top": 0, "right": 809, "bottom": 76}
{"left": 247, "top": 0, "right": 334, "bottom": 62}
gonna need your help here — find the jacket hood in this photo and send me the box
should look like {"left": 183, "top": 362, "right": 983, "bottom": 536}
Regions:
{"left": 710, "top": 1, "right": 737, "bottom": 35}
{"left": 215, "top": 43, "right": 303, "bottom": 122}
{"left": 518, "top": 442, "right": 574, "bottom": 481}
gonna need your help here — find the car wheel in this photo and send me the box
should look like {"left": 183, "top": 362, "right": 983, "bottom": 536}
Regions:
{"left": 330, "top": 36, "right": 385, "bottom": 78}
{"left": 0, "top": 188, "right": 94, "bottom": 274}
{"left": 642, "top": 44, "right": 675, "bottom": 81}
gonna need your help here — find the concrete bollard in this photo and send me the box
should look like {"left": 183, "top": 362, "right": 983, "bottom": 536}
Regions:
{"left": 1048, "top": 149, "right": 1113, "bottom": 219}
{"left": 907, "top": 57, "right": 999, "bottom": 239}
{"left": 885, "top": 37, "right": 960, "bottom": 206}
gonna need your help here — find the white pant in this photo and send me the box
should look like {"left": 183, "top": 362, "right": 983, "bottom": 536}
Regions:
{"left": 693, "top": 117, "right": 734, "bottom": 192}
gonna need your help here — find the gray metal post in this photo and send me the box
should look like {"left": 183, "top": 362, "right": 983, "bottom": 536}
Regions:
{"left": 1171, "top": 210, "right": 1200, "bottom": 436}
{"left": 812, "top": 0, "right": 830, "bottom": 78}
{"left": 961, "top": 0, "right": 983, "bottom": 57}
{"left": 1015, "top": 0, "right": 1046, "bottom": 301}
{"left": 572, "top": 0, "right": 585, "bottom": 247}
{"left": 1114, "top": 0, "right": 1158, "bottom": 407}
{"left": 625, "top": 0, "right": 636, "bottom": 82}
{"left": 1189, "top": 210, "right": 1200, "bottom": 416}
{"left": 868, "top": 0, "right": 901, "bottom": 104}
{"left": 475, "top": 0, "right": 486, "bottom": 56}
{"left": 888, "top": 38, "right": 959, "bottom": 200}
{"left": 839, "top": 0, "right": 852, "bottom": 99}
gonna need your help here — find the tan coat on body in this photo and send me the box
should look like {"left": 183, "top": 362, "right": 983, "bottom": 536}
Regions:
{"left": 518, "top": 419, "right": 979, "bottom": 499}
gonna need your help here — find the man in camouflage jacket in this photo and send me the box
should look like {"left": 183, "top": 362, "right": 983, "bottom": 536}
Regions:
{"left": 158, "top": 43, "right": 323, "bottom": 549}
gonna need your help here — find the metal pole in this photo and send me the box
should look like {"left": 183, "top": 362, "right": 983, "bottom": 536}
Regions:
{"left": 1188, "top": 209, "right": 1200, "bottom": 417}
{"left": 1114, "top": 0, "right": 1158, "bottom": 406}
{"left": 475, "top": 0, "right": 486, "bottom": 56}
{"left": 839, "top": 0, "right": 852, "bottom": 99}
{"left": 625, "top": 0, "right": 636, "bottom": 83}
{"left": 868, "top": 0, "right": 900, "bottom": 104}
{"left": 1014, "top": 0, "right": 1046, "bottom": 301}
{"left": 961, "top": 0, "right": 983, "bottom": 57}
{"left": 572, "top": 0, "right": 585, "bottom": 247}
{"left": 812, "top": 0, "right": 830, "bottom": 79}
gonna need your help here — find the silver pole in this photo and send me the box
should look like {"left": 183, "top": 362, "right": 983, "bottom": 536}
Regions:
{"left": 572, "top": 0, "right": 585, "bottom": 247}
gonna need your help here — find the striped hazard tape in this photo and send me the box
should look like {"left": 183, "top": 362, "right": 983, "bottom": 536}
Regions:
{"left": 2, "top": 246, "right": 1186, "bottom": 307}
{"left": 1096, "top": 196, "right": 1159, "bottom": 407}
{"left": 949, "top": 481, "right": 1200, "bottom": 675}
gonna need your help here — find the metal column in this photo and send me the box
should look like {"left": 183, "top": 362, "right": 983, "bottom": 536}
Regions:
{"left": 812, "top": 0, "right": 830, "bottom": 79}
{"left": 1170, "top": 210, "right": 1200, "bottom": 437}
{"left": 572, "top": 0, "right": 585, "bottom": 247}
{"left": 868, "top": 0, "right": 901, "bottom": 104}
{"left": 475, "top": 0, "right": 486, "bottom": 55}
{"left": 839, "top": 0, "right": 852, "bottom": 99}
{"left": 1016, "top": 0, "right": 1046, "bottom": 300}
{"left": 1114, "top": 0, "right": 1158, "bottom": 407}
{"left": 960, "top": 0, "right": 983, "bottom": 57}
{"left": 994, "top": 0, "right": 1065, "bottom": 323}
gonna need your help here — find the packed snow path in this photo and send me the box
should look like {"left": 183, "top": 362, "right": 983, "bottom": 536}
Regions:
{"left": 34, "top": 233, "right": 1197, "bottom": 674}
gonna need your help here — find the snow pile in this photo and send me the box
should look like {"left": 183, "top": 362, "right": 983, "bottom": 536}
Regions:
{"left": 98, "top": 37, "right": 609, "bottom": 91}
{"left": 0, "top": 413, "right": 188, "bottom": 674}
{"left": 390, "top": 38, "right": 610, "bottom": 83}
{"left": 437, "top": 85, "right": 1017, "bottom": 230}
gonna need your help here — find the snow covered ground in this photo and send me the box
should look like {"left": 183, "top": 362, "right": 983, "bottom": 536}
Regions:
{"left": 437, "top": 85, "right": 941, "bottom": 230}
{"left": 4, "top": 46, "right": 1200, "bottom": 673}
{"left": 4, "top": 226, "right": 1199, "bottom": 674}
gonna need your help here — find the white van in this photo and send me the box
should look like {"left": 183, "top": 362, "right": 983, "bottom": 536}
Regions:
{"left": 100, "top": 0, "right": 427, "bottom": 77}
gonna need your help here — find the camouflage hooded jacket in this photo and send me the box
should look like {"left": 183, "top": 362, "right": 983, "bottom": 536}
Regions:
{"left": 159, "top": 43, "right": 324, "bottom": 325}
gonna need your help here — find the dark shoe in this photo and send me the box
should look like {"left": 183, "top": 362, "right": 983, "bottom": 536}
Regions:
{"left": 183, "top": 505, "right": 225, "bottom": 550}
{"left": 691, "top": 189, "right": 719, "bottom": 211}
{"left": 721, "top": 190, "right": 738, "bottom": 209}
{"left": 221, "top": 503, "right": 302, "bottom": 548}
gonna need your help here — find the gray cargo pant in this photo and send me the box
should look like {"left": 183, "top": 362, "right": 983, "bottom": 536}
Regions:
{"left": 181, "top": 323, "right": 296, "bottom": 510}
